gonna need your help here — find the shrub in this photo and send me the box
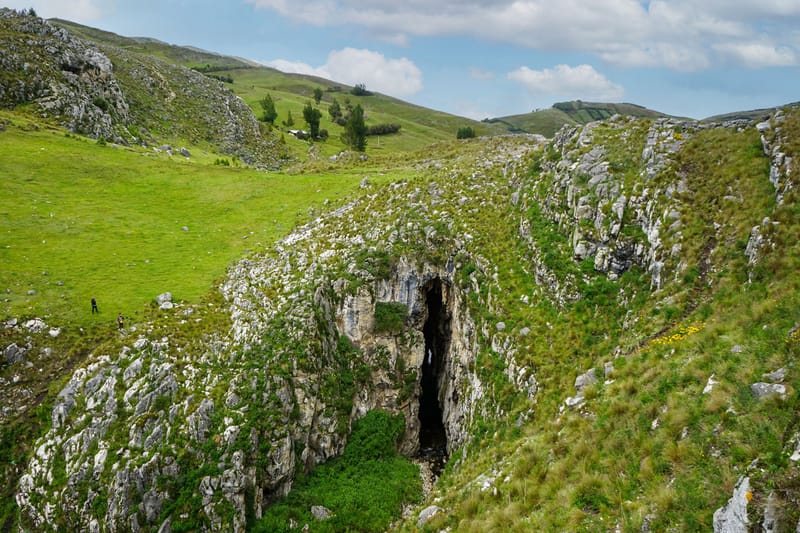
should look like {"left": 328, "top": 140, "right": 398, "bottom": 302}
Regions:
{"left": 366, "top": 123, "right": 401, "bottom": 136}
{"left": 351, "top": 83, "right": 372, "bottom": 96}
{"left": 374, "top": 302, "right": 407, "bottom": 334}
{"left": 457, "top": 126, "right": 476, "bottom": 139}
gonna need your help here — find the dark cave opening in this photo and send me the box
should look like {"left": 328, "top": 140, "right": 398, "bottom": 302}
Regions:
{"left": 418, "top": 279, "right": 449, "bottom": 460}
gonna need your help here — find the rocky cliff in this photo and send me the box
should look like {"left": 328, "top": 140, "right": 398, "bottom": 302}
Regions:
{"left": 0, "top": 9, "right": 284, "bottom": 168}
{"left": 12, "top": 106, "right": 800, "bottom": 531}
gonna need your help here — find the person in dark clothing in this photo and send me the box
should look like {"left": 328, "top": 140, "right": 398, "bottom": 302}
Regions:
{"left": 117, "top": 313, "right": 124, "bottom": 330}
{"left": 91, "top": 298, "right": 99, "bottom": 314}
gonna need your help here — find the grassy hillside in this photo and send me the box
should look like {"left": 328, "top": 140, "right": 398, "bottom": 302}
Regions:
{"left": 0, "top": 110, "right": 399, "bottom": 328}
{"left": 489, "top": 100, "right": 682, "bottom": 137}
{"left": 483, "top": 107, "right": 578, "bottom": 138}
{"left": 50, "top": 18, "right": 502, "bottom": 159}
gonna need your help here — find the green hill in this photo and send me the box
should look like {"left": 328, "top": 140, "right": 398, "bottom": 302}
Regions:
{"left": 50, "top": 18, "right": 503, "bottom": 159}
{"left": 489, "top": 100, "right": 682, "bottom": 137}
{"left": 4, "top": 8, "right": 800, "bottom": 533}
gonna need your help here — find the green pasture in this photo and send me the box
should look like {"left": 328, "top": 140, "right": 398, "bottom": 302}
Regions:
{"left": 227, "top": 68, "right": 501, "bottom": 157}
{"left": 0, "top": 114, "right": 398, "bottom": 328}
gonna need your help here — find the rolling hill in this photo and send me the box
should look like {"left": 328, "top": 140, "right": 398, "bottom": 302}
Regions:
{"left": 486, "top": 100, "right": 683, "bottom": 137}
{"left": 3, "top": 8, "right": 800, "bottom": 533}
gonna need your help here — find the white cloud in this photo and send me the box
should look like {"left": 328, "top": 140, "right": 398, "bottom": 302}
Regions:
{"left": 469, "top": 67, "right": 495, "bottom": 80}
{"left": 265, "top": 48, "right": 423, "bottom": 98}
{"left": 508, "top": 64, "right": 624, "bottom": 100}
{"left": 245, "top": 0, "right": 800, "bottom": 70}
{"left": 263, "top": 59, "right": 323, "bottom": 77}
{"left": 3, "top": 0, "right": 105, "bottom": 22}
{"left": 454, "top": 103, "right": 495, "bottom": 121}
{"left": 714, "top": 42, "right": 798, "bottom": 68}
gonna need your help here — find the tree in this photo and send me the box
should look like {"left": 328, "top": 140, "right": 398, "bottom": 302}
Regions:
{"left": 260, "top": 94, "right": 278, "bottom": 124}
{"left": 328, "top": 98, "right": 342, "bottom": 122}
{"left": 456, "top": 126, "right": 476, "bottom": 139}
{"left": 342, "top": 104, "right": 367, "bottom": 152}
{"left": 283, "top": 110, "right": 294, "bottom": 127}
{"left": 302, "top": 102, "right": 322, "bottom": 139}
{"left": 313, "top": 87, "right": 324, "bottom": 105}
{"left": 351, "top": 83, "right": 371, "bottom": 96}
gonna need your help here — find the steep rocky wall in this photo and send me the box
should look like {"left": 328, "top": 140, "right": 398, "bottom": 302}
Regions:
{"left": 338, "top": 257, "right": 483, "bottom": 455}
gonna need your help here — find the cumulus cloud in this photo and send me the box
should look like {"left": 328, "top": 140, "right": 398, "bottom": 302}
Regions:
{"left": 265, "top": 48, "right": 423, "bottom": 98}
{"left": 508, "top": 64, "right": 624, "bottom": 101}
{"left": 714, "top": 42, "right": 798, "bottom": 68}
{"left": 245, "top": 0, "right": 800, "bottom": 70}
{"left": 3, "top": 0, "right": 104, "bottom": 22}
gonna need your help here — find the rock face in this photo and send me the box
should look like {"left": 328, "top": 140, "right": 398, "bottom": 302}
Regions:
{"left": 713, "top": 476, "right": 750, "bottom": 533}
{"left": 0, "top": 9, "right": 285, "bottom": 167}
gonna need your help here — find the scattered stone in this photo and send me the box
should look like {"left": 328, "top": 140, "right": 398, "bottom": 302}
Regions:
{"left": 603, "top": 361, "right": 614, "bottom": 378}
{"left": 574, "top": 368, "right": 597, "bottom": 392}
{"left": 4, "top": 318, "right": 18, "bottom": 329}
{"left": 48, "top": 328, "right": 61, "bottom": 338}
{"left": 310, "top": 505, "right": 332, "bottom": 520}
{"left": 182, "top": 226, "right": 189, "bottom": 232}
{"left": 750, "top": 382, "right": 786, "bottom": 400}
{"left": 179, "top": 147, "right": 190, "bottom": 158}
{"left": 762, "top": 368, "right": 786, "bottom": 383}
{"left": 703, "top": 373, "right": 718, "bottom": 394}
{"left": 4, "top": 343, "right": 26, "bottom": 364}
{"left": 417, "top": 505, "right": 443, "bottom": 528}
{"left": 496, "top": 322, "right": 506, "bottom": 332}
{"left": 157, "top": 292, "right": 174, "bottom": 310}
{"left": 791, "top": 438, "right": 800, "bottom": 462}
{"left": 23, "top": 318, "right": 46, "bottom": 333}
{"left": 762, "top": 492, "right": 779, "bottom": 533}
{"left": 730, "top": 345, "right": 745, "bottom": 354}
{"left": 712, "top": 476, "right": 750, "bottom": 533}
{"left": 519, "top": 327, "right": 530, "bottom": 336}
{"left": 564, "top": 395, "right": 585, "bottom": 409}
{"left": 26, "top": 289, "right": 36, "bottom": 296}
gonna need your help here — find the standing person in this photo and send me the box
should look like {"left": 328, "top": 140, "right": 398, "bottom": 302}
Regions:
{"left": 117, "top": 313, "right": 124, "bottom": 330}
{"left": 91, "top": 297, "right": 99, "bottom": 314}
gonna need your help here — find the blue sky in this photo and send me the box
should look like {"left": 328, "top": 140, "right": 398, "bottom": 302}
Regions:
{"left": 6, "top": 0, "right": 799, "bottom": 119}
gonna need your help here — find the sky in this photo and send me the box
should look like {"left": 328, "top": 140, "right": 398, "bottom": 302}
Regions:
{"left": 5, "top": 0, "right": 800, "bottom": 120}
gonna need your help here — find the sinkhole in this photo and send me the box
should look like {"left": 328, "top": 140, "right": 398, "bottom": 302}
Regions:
{"left": 418, "top": 279, "right": 450, "bottom": 462}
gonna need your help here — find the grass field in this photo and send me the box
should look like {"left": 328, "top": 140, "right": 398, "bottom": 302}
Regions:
{"left": 0, "top": 112, "right": 400, "bottom": 328}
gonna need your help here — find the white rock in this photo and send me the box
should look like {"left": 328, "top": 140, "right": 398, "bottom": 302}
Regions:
{"left": 713, "top": 476, "right": 750, "bottom": 533}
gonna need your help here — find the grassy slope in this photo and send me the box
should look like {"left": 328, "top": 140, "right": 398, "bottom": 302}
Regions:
{"left": 50, "top": 18, "right": 502, "bottom": 160}
{"left": 490, "top": 100, "right": 685, "bottom": 137}
{"left": 0, "top": 111, "right": 400, "bottom": 328}
{"left": 401, "top": 113, "right": 800, "bottom": 531}
{"left": 484, "top": 107, "right": 578, "bottom": 138}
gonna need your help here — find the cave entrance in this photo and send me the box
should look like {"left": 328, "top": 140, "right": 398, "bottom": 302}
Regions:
{"left": 418, "top": 279, "right": 449, "bottom": 462}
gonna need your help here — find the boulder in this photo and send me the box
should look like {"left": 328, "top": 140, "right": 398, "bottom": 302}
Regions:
{"left": 311, "top": 505, "right": 332, "bottom": 520}
{"left": 156, "top": 292, "right": 172, "bottom": 305}
{"left": 712, "top": 476, "right": 750, "bottom": 533}
{"left": 157, "top": 292, "right": 174, "bottom": 310}
{"left": 4, "top": 342, "right": 26, "bottom": 364}
{"left": 574, "top": 368, "right": 597, "bottom": 392}
{"left": 750, "top": 382, "right": 786, "bottom": 400}
{"left": 417, "top": 505, "right": 443, "bottom": 528}
{"left": 762, "top": 368, "right": 786, "bottom": 383}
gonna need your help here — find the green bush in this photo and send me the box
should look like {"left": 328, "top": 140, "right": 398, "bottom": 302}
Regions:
{"left": 374, "top": 302, "right": 407, "bottom": 334}
{"left": 254, "top": 411, "right": 420, "bottom": 533}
